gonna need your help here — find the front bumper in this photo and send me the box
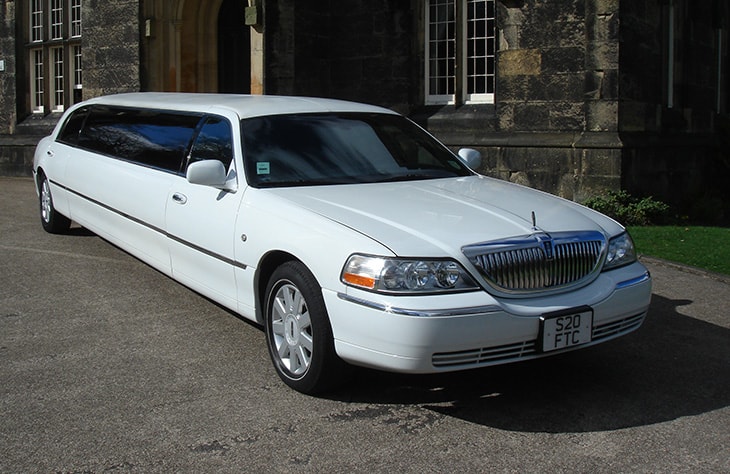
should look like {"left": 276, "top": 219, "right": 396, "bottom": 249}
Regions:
{"left": 325, "top": 262, "right": 652, "bottom": 373}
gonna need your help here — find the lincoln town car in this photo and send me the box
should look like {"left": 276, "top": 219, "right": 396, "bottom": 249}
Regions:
{"left": 33, "top": 93, "right": 652, "bottom": 394}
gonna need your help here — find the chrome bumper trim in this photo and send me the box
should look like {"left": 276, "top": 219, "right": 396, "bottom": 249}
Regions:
{"left": 615, "top": 271, "right": 651, "bottom": 290}
{"left": 336, "top": 292, "right": 501, "bottom": 318}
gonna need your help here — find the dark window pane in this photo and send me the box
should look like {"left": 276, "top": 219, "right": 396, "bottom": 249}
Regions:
{"left": 79, "top": 106, "right": 201, "bottom": 172}
{"left": 57, "top": 106, "right": 89, "bottom": 145}
{"left": 242, "top": 113, "right": 471, "bottom": 187}
{"left": 189, "top": 116, "right": 234, "bottom": 169}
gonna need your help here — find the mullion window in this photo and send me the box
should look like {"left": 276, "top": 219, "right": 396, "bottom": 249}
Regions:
{"left": 50, "top": 0, "right": 64, "bottom": 40}
{"left": 73, "top": 44, "right": 82, "bottom": 88}
{"left": 52, "top": 46, "right": 64, "bottom": 111}
{"left": 426, "top": 0, "right": 495, "bottom": 105}
{"left": 31, "top": 49, "right": 45, "bottom": 113}
{"left": 428, "top": 0, "right": 456, "bottom": 99}
{"left": 465, "top": 0, "right": 495, "bottom": 100}
{"left": 26, "top": 0, "right": 82, "bottom": 114}
{"left": 70, "top": 0, "right": 82, "bottom": 38}
{"left": 31, "top": 0, "right": 44, "bottom": 42}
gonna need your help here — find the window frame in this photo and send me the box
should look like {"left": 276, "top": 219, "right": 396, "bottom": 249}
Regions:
{"left": 30, "top": 48, "right": 45, "bottom": 113}
{"left": 51, "top": 46, "right": 64, "bottom": 112}
{"left": 49, "top": 0, "right": 64, "bottom": 40}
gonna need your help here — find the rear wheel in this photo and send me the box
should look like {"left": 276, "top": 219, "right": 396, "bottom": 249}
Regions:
{"left": 39, "top": 173, "right": 71, "bottom": 234}
{"left": 264, "top": 261, "right": 346, "bottom": 394}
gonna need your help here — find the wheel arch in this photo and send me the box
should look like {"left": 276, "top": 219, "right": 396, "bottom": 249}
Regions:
{"left": 254, "top": 250, "right": 304, "bottom": 324}
{"left": 35, "top": 166, "right": 46, "bottom": 190}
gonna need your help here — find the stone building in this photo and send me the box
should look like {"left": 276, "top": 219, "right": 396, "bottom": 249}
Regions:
{"left": 1, "top": 0, "right": 728, "bottom": 219}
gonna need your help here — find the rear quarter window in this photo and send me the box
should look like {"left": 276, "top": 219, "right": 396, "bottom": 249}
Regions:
{"left": 56, "top": 107, "right": 89, "bottom": 145}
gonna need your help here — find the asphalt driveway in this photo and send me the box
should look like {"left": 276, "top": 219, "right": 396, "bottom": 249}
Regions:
{"left": 1, "top": 177, "right": 728, "bottom": 472}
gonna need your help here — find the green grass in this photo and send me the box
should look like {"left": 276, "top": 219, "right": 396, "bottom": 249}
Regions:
{"left": 627, "top": 226, "right": 730, "bottom": 276}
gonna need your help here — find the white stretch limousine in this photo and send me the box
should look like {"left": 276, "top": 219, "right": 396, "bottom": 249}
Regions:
{"left": 34, "top": 93, "right": 652, "bottom": 394}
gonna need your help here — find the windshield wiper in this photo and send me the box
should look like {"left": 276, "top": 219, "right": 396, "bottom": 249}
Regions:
{"left": 257, "top": 177, "right": 360, "bottom": 188}
{"left": 371, "top": 173, "right": 446, "bottom": 183}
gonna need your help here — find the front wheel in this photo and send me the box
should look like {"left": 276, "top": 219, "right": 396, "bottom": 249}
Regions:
{"left": 39, "top": 173, "right": 71, "bottom": 234}
{"left": 264, "top": 261, "right": 346, "bottom": 394}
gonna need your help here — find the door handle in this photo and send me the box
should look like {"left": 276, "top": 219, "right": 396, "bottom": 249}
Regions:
{"left": 172, "top": 192, "right": 188, "bottom": 205}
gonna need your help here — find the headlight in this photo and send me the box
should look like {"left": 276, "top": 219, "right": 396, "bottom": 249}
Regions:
{"left": 603, "top": 232, "right": 637, "bottom": 270}
{"left": 341, "top": 254, "right": 479, "bottom": 294}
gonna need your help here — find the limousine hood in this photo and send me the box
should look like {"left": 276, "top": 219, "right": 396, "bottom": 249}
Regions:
{"left": 267, "top": 175, "right": 622, "bottom": 257}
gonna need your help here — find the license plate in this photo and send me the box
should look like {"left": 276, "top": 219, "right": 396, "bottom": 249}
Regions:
{"left": 540, "top": 307, "right": 593, "bottom": 352}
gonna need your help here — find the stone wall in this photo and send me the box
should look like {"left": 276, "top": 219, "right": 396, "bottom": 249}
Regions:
{"left": 618, "top": 0, "right": 723, "bottom": 134}
{"left": 417, "top": 0, "right": 622, "bottom": 202}
{"left": 266, "top": 0, "right": 415, "bottom": 113}
{"left": 327, "top": 0, "right": 414, "bottom": 113}
{"left": 0, "top": 0, "right": 16, "bottom": 135}
{"left": 267, "top": 0, "right": 727, "bottom": 212}
{"left": 266, "top": 0, "right": 626, "bottom": 201}
{"left": 0, "top": 136, "right": 36, "bottom": 176}
{"left": 619, "top": 0, "right": 729, "bottom": 222}
{"left": 0, "top": 0, "right": 24, "bottom": 175}
{"left": 82, "top": 0, "right": 141, "bottom": 98}
{"left": 497, "top": 0, "right": 591, "bottom": 133}
{"left": 264, "top": 0, "right": 305, "bottom": 95}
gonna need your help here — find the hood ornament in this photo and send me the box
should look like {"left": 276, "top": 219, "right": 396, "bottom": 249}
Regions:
{"left": 531, "top": 212, "right": 554, "bottom": 259}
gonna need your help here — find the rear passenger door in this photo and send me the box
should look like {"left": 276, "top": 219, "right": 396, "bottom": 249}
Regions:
{"left": 165, "top": 114, "right": 242, "bottom": 311}
{"left": 62, "top": 106, "right": 200, "bottom": 275}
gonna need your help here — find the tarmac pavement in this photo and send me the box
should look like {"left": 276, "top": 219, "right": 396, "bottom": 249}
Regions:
{"left": 1, "top": 176, "right": 729, "bottom": 472}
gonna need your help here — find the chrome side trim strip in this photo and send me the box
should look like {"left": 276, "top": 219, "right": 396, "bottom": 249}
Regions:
{"left": 337, "top": 292, "right": 502, "bottom": 317}
{"left": 54, "top": 179, "right": 247, "bottom": 270}
{"left": 615, "top": 271, "right": 651, "bottom": 290}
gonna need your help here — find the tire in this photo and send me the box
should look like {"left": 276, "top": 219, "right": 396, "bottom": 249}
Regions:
{"left": 39, "top": 173, "right": 71, "bottom": 234}
{"left": 264, "top": 261, "right": 347, "bottom": 394}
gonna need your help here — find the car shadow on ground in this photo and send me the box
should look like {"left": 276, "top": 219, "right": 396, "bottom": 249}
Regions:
{"left": 63, "top": 223, "right": 96, "bottom": 237}
{"left": 328, "top": 293, "right": 730, "bottom": 433}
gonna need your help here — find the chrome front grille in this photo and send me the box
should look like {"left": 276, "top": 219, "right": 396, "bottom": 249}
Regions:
{"left": 463, "top": 231, "right": 605, "bottom": 295}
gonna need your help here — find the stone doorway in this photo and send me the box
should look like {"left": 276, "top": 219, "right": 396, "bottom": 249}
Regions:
{"left": 218, "top": 0, "right": 251, "bottom": 93}
{"left": 142, "top": 0, "right": 263, "bottom": 94}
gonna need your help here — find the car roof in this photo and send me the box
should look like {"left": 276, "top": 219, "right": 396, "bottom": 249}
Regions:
{"left": 78, "top": 93, "right": 398, "bottom": 119}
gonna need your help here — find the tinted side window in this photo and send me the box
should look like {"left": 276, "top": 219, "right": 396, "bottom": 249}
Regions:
{"left": 56, "top": 107, "right": 89, "bottom": 145}
{"left": 188, "top": 116, "right": 234, "bottom": 170}
{"left": 78, "top": 106, "right": 202, "bottom": 173}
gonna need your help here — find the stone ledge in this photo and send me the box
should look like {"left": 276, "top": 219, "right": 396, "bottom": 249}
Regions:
{"left": 0, "top": 134, "right": 45, "bottom": 146}
{"left": 437, "top": 130, "right": 623, "bottom": 149}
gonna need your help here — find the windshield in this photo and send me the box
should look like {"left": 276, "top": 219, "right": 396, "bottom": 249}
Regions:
{"left": 241, "top": 113, "right": 473, "bottom": 187}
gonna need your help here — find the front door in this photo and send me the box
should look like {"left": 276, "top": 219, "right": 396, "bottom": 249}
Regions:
{"left": 166, "top": 114, "right": 242, "bottom": 311}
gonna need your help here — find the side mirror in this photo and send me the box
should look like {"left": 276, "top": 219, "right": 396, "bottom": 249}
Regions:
{"left": 186, "top": 160, "right": 236, "bottom": 191}
{"left": 458, "top": 148, "right": 482, "bottom": 170}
